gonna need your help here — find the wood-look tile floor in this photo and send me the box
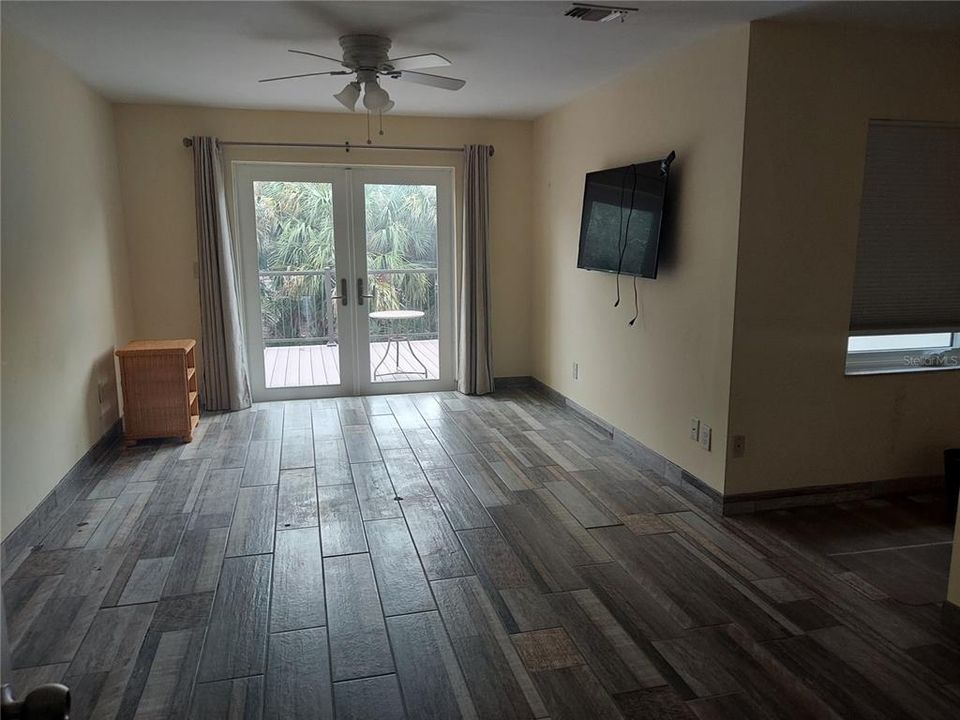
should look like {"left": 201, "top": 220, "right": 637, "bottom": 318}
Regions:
{"left": 4, "top": 389, "right": 959, "bottom": 719}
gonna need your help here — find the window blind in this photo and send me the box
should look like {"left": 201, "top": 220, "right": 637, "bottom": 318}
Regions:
{"left": 849, "top": 121, "right": 960, "bottom": 334}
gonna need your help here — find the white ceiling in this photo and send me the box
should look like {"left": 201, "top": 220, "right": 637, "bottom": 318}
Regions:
{"left": 4, "top": 2, "right": 958, "bottom": 119}
{"left": 2, "top": 1, "right": 804, "bottom": 118}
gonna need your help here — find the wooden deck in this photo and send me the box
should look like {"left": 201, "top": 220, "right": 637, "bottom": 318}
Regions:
{"left": 264, "top": 339, "right": 440, "bottom": 388}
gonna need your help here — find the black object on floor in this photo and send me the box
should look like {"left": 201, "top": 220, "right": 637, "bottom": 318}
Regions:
{"left": 946, "top": 448, "right": 960, "bottom": 513}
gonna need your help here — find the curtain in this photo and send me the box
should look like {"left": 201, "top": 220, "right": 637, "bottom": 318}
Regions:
{"left": 192, "top": 137, "right": 251, "bottom": 411}
{"left": 458, "top": 145, "right": 495, "bottom": 395}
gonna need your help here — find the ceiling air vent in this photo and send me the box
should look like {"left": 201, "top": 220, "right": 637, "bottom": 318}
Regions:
{"left": 564, "top": 3, "right": 637, "bottom": 23}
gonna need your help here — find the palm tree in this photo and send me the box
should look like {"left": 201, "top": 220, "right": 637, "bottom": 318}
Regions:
{"left": 254, "top": 181, "right": 438, "bottom": 343}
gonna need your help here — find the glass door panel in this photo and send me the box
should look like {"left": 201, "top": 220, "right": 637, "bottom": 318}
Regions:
{"left": 352, "top": 168, "right": 455, "bottom": 394}
{"left": 236, "top": 165, "right": 354, "bottom": 400}
{"left": 256, "top": 181, "right": 340, "bottom": 388}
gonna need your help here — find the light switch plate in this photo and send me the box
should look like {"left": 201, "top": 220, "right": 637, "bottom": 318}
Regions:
{"left": 699, "top": 423, "right": 712, "bottom": 451}
{"left": 689, "top": 418, "right": 700, "bottom": 441}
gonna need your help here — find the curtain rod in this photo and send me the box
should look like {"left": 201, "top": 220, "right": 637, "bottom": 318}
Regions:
{"left": 181, "top": 137, "right": 494, "bottom": 157}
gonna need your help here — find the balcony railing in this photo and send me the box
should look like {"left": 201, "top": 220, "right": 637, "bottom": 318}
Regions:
{"left": 259, "top": 267, "right": 439, "bottom": 346}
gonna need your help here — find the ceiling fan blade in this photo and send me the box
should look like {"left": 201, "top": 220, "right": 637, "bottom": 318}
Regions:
{"left": 386, "top": 53, "right": 451, "bottom": 71}
{"left": 394, "top": 70, "right": 466, "bottom": 91}
{"left": 259, "top": 70, "right": 348, "bottom": 83}
{"left": 288, "top": 49, "right": 344, "bottom": 65}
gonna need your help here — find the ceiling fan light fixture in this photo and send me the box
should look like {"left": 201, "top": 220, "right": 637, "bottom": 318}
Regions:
{"left": 381, "top": 100, "right": 395, "bottom": 114}
{"left": 333, "top": 81, "right": 361, "bottom": 111}
{"left": 362, "top": 80, "right": 390, "bottom": 111}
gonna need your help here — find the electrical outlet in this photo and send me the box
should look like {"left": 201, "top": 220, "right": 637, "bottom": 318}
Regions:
{"left": 699, "top": 423, "right": 712, "bottom": 451}
{"left": 97, "top": 378, "right": 113, "bottom": 416}
{"left": 689, "top": 418, "right": 700, "bottom": 441}
{"left": 731, "top": 434, "right": 746, "bottom": 458}
{"left": 573, "top": 362, "right": 579, "bottom": 380}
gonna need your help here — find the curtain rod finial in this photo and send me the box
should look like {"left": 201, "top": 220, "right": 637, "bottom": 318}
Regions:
{"left": 182, "top": 137, "right": 194, "bottom": 148}
{"left": 489, "top": 146, "right": 495, "bottom": 157}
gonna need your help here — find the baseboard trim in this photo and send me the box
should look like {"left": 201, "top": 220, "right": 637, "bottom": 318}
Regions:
{"left": 493, "top": 375, "right": 536, "bottom": 389}
{"left": 721, "top": 474, "right": 944, "bottom": 515}
{"left": 522, "top": 378, "right": 943, "bottom": 516}
{"left": 942, "top": 601, "right": 960, "bottom": 640}
{"left": 527, "top": 378, "right": 723, "bottom": 515}
{"left": 1, "top": 419, "right": 123, "bottom": 570}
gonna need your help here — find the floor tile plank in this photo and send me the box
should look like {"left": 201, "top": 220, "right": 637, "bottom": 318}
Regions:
{"left": 190, "top": 676, "right": 264, "bottom": 720}
{"left": 63, "top": 602, "right": 156, "bottom": 719}
{"left": 371, "top": 413, "right": 410, "bottom": 451}
{"left": 198, "top": 554, "right": 272, "bottom": 682}
{"left": 543, "top": 478, "right": 621, "bottom": 529}
{"left": 163, "top": 526, "right": 229, "bottom": 598}
{"left": 388, "top": 610, "right": 477, "bottom": 719}
{"left": 264, "top": 627, "right": 334, "bottom": 720}
{"left": 334, "top": 675, "right": 406, "bottom": 720}
{"left": 241, "top": 440, "right": 281, "bottom": 487}
{"left": 404, "top": 427, "right": 455, "bottom": 471}
{"left": 189, "top": 467, "right": 241, "bottom": 530}
{"left": 426, "top": 466, "right": 493, "bottom": 530}
{"left": 343, "top": 426, "right": 382, "bottom": 464}
{"left": 324, "top": 553, "right": 394, "bottom": 681}
{"left": 382, "top": 447, "right": 435, "bottom": 499}
{"left": 401, "top": 496, "right": 473, "bottom": 580}
{"left": 280, "top": 427, "right": 315, "bottom": 470}
{"left": 314, "top": 439, "right": 353, "bottom": 486}
{"left": 118, "top": 592, "right": 214, "bottom": 719}
{"left": 226, "top": 485, "right": 277, "bottom": 557}
{"left": 433, "top": 575, "right": 546, "bottom": 719}
{"left": 277, "top": 467, "right": 319, "bottom": 529}
{"left": 317, "top": 484, "right": 367, "bottom": 556}
{"left": 352, "top": 461, "right": 402, "bottom": 520}
{"left": 531, "top": 664, "right": 623, "bottom": 720}
{"left": 271, "top": 527, "right": 325, "bottom": 633}
{"left": 366, "top": 518, "right": 435, "bottom": 616}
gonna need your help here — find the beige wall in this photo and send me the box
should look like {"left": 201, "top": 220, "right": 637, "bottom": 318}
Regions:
{"left": 112, "top": 104, "right": 533, "bottom": 381}
{"left": 530, "top": 27, "right": 751, "bottom": 492}
{"left": 1, "top": 30, "right": 133, "bottom": 535}
{"left": 726, "top": 22, "right": 960, "bottom": 495}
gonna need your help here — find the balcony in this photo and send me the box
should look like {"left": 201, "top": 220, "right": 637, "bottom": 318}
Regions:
{"left": 260, "top": 266, "right": 440, "bottom": 387}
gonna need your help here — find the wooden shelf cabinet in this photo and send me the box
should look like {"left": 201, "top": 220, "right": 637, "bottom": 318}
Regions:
{"left": 116, "top": 339, "right": 200, "bottom": 444}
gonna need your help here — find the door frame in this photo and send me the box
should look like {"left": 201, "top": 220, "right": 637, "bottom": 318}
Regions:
{"left": 233, "top": 161, "right": 457, "bottom": 401}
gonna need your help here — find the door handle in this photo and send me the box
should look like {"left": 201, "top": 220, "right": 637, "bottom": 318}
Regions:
{"left": 357, "top": 277, "right": 376, "bottom": 306}
{"left": 330, "top": 277, "right": 348, "bottom": 306}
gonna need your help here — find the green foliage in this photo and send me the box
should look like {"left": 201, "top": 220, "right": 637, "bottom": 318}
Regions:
{"left": 254, "top": 181, "right": 438, "bottom": 342}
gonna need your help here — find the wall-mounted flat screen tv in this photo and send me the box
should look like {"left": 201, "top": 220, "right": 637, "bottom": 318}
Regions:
{"left": 576, "top": 152, "right": 675, "bottom": 279}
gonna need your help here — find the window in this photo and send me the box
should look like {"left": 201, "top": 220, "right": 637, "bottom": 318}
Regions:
{"left": 846, "top": 332, "right": 960, "bottom": 375}
{"left": 845, "top": 121, "right": 960, "bottom": 375}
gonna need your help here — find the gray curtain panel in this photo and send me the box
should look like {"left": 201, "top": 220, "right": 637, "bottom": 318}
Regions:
{"left": 192, "top": 137, "right": 252, "bottom": 410}
{"left": 458, "top": 144, "right": 495, "bottom": 395}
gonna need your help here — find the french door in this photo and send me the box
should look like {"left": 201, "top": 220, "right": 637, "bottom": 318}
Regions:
{"left": 235, "top": 163, "right": 455, "bottom": 400}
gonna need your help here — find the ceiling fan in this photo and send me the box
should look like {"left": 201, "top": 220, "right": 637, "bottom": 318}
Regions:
{"left": 259, "top": 34, "right": 466, "bottom": 113}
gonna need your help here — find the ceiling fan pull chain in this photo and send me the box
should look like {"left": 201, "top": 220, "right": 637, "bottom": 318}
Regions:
{"left": 379, "top": 110, "right": 385, "bottom": 137}
{"left": 366, "top": 110, "right": 372, "bottom": 145}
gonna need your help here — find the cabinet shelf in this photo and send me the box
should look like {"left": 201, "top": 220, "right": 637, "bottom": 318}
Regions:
{"left": 116, "top": 338, "right": 200, "bottom": 445}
